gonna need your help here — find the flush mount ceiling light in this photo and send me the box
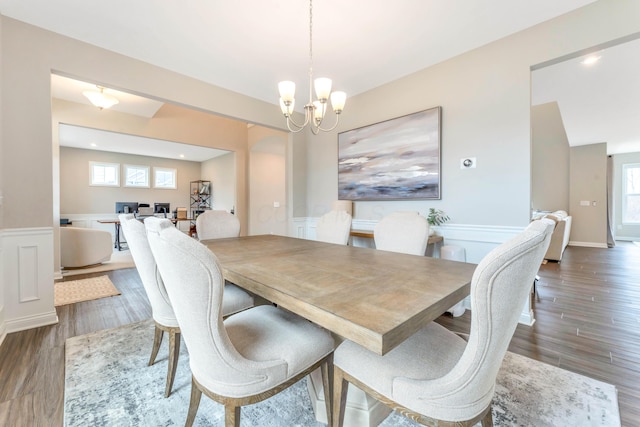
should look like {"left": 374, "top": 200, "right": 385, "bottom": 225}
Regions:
{"left": 83, "top": 86, "right": 119, "bottom": 110}
{"left": 278, "top": 0, "right": 346, "bottom": 134}
{"left": 580, "top": 54, "right": 602, "bottom": 66}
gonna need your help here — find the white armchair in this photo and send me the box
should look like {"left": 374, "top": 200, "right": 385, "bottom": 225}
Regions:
{"left": 60, "top": 226, "right": 112, "bottom": 268}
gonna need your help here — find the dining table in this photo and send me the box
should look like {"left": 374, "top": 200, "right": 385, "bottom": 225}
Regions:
{"left": 202, "top": 234, "right": 476, "bottom": 356}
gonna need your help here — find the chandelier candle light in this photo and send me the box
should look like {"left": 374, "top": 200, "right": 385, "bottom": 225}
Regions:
{"left": 278, "top": 0, "right": 346, "bottom": 134}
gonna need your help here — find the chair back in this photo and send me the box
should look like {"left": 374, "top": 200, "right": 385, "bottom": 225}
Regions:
{"left": 316, "top": 210, "right": 352, "bottom": 245}
{"left": 119, "top": 214, "right": 177, "bottom": 327}
{"left": 374, "top": 211, "right": 429, "bottom": 255}
{"left": 195, "top": 210, "right": 240, "bottom": 240}
{"left": 144, "top": 217, "right": 288, "bottom": 397}
{"left": 393, "top": 219, "right": 554, "bottom": 420}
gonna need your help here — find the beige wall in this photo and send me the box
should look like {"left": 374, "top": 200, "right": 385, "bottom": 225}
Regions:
{"left": 570, "top": 143, "right": 608, "bottom": 245}
{"left": 59, "top": 147, "right": 201, "bottom": 215}
{"left": 201, "top": 152, "right": 236, "bottom": 214}
{"left": 248, "top": 126, "right": 288, "bottom": 236}
{"left": 531, "top": 102, "right": 570, "bottom": 212}
{"left": 303, "top": 0, "right": 640, "bottom": 228}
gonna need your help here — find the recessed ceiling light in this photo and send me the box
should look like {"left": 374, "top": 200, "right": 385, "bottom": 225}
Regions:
{"left": 90, "top": 143, "right": 97, "bottom": 147}
{"left": 179, "top": 154, "right": 185, "bottom": 158}
{"left": 580, "top": 55, "right": 601, "bottom": 66}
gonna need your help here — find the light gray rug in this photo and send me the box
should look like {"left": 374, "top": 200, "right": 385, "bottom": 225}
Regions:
{"left": 64, "top": 320, "right": 620, "bottom": 426}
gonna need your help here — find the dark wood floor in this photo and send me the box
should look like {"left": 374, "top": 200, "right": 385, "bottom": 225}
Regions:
{"left": 0, "top": 242, "right": 639, "bottom": 426}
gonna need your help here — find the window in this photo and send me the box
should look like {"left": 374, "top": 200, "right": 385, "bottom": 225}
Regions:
{"left": 90, "top": 161, "right": 119, "bottom": 186}
{"left": 623, "top": 163, "right": 640, "bottom": 224}
{"left": 124, "top": 164, "right": 150, "bottom": 188}
{"left": 154, "top": 167, "right": 177, "bottom": 189}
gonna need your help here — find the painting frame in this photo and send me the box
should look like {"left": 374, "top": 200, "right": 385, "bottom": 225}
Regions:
{"left": 338, "top": 106, "right": 442, "bottom": 201}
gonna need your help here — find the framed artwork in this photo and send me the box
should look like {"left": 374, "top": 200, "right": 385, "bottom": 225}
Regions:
{"left": 338, "top": 106, "right": 442, "bottom": 200}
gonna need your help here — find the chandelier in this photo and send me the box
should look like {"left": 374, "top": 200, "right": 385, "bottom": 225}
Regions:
{"left": 83, "top": 86, "right": 119, "bottom": 110}
{"left": 278, "top": 0, "right": 346, "bottom": 134}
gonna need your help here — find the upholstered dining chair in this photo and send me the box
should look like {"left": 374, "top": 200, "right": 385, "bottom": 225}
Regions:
{"left": 374, "top": 211, "right": 429, "bottom": 255}
{"left": 316, "top": 210, "right": 352, "bottom": 245}
{"left": 332, "top": 219, "right": 555, "bottom": 427}
{"left": 118, "top": 214, "right": 254, "bottom": 398}
{"left": 195, "top": 209, "right": 240, "bottom": 240}
{"left": 144, "top": 217, "right": 335, "bottom": 427}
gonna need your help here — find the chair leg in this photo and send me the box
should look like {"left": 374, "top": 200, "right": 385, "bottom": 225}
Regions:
{"left": 332, "top": 367, "right": 349, "bottom": 427}
{"left": 480, "top": 405, "right": 494, "bottom": 427}
{"left": 164, "top": 330, "right": 181, "bottom": 397}
{"left": 224, "top": 405, "right": 241, "bottom": 427}
{"left": 185, "top": 377, "right": 203, "bottom": 427}
{"left": 320, "top": 354, "right": 334, "bottom": 426}
{"left": 149, "top": 324, "right": 164, "bottom": 366}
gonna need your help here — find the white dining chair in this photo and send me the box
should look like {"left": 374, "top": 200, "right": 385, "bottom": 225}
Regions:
{"left": 374, "top": 211, "right": 429, "bottom": 255}
{"left": 195, "top": 210, "right": 240, "bottom": 240}
{"left": 119, "top": 214, "right": 254, "bottom": 397}
{"left": 144, "top": 217, "right": 335, "bottom": 426}
{"left": 316, "top": 210, "right": 352, "bottom": 245}
{"left": 332, "top": 219, "right": 555, "bottom": 427}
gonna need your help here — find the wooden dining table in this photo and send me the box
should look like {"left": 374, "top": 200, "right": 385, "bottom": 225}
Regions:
{"left": 202, "top": 234, "right": 476, "bottom": 356}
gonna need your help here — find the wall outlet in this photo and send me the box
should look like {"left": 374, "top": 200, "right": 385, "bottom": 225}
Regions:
{"left": 580, "top": 200, "right": 590, "bottom": 206}
{"left": 273, "top": 201, "right": 280, "bottom": 208}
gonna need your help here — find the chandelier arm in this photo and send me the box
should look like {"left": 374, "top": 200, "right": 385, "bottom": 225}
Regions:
{"left": 314, "top": 115, "right": 341, "bottom": 133}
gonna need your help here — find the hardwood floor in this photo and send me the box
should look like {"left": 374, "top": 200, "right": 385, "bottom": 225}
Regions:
{"left": 0, "top": 242, "right": 639, "bottom": 426}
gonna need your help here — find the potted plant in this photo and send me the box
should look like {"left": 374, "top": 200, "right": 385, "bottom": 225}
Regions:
{"left": 426, "top": 208, "right": 450, "bottom": 235}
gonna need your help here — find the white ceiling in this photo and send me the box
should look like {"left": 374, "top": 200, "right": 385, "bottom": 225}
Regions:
{"left": 58, "top": 122, "right": 230, "bottom": 163}
{"left": 532, "top": 36, "right": 640, "bottom": 155}
{"left": 5, "top": 0, "right": 637, "bottom": 155}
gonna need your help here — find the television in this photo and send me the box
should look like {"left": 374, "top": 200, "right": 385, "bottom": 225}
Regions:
{"left": 115, "top": 201, "right": 139, "bottom": 214}
{"left": 154, "top": 202, "right": 171, "bottom": 215}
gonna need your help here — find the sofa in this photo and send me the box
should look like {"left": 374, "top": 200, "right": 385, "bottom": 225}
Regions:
{"left": 61, "top": 226, "right": 113, "bottom": 268}
{"left": 532, "top": 210, "right": 572, "bottom": 261}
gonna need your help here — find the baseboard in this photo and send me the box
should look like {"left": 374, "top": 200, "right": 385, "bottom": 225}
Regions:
{"left": 5, "top": 310, "right": 59, "bottom": 334}
{"left": 0, "top": 305, "right": 6, "bottom": 348}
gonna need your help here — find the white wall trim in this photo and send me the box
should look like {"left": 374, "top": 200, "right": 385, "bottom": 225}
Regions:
{"left": 4, "top": 309, "right": 58, "bottom": 333}
{"left": 2, "top": 227, "right": 58, "bottom": 333}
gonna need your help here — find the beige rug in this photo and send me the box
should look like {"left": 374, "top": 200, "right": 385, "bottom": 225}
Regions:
{"left": 54, "top": 276, "right": 121, "bottom": 306}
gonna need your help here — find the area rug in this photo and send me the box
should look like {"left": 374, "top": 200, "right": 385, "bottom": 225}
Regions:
{"left": 64, "top": 320, "right": 621, "bottom": 427}
{"left": 61, "top": 249, "right": 135, "bottom": 277}
{"left": 54, "top": 276, "right": 121, "bottom": 306}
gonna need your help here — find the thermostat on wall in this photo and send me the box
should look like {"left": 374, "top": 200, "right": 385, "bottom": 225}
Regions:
{"left": 461, "top": 157, "right": 476, "bottom": 169}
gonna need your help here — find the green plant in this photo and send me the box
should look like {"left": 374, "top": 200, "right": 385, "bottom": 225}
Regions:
{"left": 427, "top": 208, "right": 450, "bottom": 226}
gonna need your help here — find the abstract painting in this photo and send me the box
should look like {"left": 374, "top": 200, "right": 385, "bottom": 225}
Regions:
{"left": 338, "top": 107, "right": 441, "bottom": 200}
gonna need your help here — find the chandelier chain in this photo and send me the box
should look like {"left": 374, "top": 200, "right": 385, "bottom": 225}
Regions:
{"left": 308, "top": 0, "right": 313, "bottom": 97}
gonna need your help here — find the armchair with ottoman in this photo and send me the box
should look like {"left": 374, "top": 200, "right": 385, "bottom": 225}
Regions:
{"left": 60, "top": 226, "right": 113, "bottom": 268}
{"left": 532, "top": 210, "right": 572, "bottom": 261}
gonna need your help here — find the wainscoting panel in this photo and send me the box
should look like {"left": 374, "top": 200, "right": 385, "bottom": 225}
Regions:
{"left": 2, "top": 227, "right": 58, "bottom": 333}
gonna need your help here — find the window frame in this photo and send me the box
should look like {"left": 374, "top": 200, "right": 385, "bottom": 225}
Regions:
{"left": 153, "top": 167, "right": 177, "bottom": 189}
{"left": 89, "top": 161, "right": 120, "bottom": 187}
{"left": 123, "top": 164, "right": 151, "bottom": 188}
{"left": 622, "top": 162, "right": 640, "bottom": 224}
